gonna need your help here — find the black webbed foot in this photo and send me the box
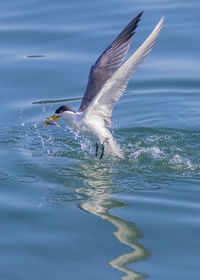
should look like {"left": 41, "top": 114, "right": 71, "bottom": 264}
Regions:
{"left": 95, "top": 143, "right": 99, "bottom": 157}
{"left": 99, "top": 144, "right": 104, "bottom": 160}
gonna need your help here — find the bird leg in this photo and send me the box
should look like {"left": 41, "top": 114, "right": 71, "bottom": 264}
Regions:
{"left": 95, "top": 143, "right": 99, "bottom": 157}
{"left": 99, "top": 144, "right": 104, "bottom": 160}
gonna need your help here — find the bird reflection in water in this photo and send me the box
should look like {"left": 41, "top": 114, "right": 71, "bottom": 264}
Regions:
{"left": 78, "top": 163, "right": 150, "bottom": 280}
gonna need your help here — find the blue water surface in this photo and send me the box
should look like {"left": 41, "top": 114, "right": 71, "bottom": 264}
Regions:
{"left": 0, "top": 0, "right": 200, "bottom": 279}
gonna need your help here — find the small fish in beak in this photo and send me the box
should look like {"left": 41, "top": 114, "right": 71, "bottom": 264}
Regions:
{"left": 43, "top": 115, "right": 61, "bottom": 127}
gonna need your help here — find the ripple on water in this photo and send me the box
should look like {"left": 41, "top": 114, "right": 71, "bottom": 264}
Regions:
{"left": 1, "top": 123, "right": 200, "bottom": 197}
{"left": 115, "top": 127, "right": 200, "bottom": 190}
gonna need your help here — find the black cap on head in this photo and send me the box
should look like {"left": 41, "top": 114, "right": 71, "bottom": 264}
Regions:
{"left": 55, "top": 105, "right": 74, "bottom": 114}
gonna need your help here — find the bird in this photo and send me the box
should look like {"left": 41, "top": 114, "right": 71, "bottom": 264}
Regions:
{"left": 44, "top": 12, "right": 164, "bottom": 159}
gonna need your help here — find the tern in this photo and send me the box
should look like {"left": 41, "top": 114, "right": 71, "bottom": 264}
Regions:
{"left": 44, "top": 12, "right": 164, "bottom": 159}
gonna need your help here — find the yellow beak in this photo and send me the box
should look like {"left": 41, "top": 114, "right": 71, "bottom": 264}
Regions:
{"left": 43, "top": 115, "right": 61, "bottom": 127}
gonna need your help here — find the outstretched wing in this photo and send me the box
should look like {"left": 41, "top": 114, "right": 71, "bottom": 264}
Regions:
{"left": 83, "top": 17, "right": 164, "bottom": 126}
{"left": 78, "top": 12, "right": 143, "bottom": 112}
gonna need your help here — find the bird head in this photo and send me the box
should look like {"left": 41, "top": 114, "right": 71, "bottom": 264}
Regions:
{"left": 44, "top": 105, "right": 74, "bottom": 126}
{"left": 55, "top": 105, "right": 74, "bottom": 114}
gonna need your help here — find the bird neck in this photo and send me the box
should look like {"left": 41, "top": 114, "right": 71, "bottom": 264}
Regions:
{"left": 62, "top": 111, "right": 78, "bottom": 129}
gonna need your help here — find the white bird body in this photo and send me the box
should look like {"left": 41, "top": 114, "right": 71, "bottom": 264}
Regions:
{"left": 45, "top": 13, "right": 164, "bottom": 159}
{"left": 62, "top": 110, "right": 123, "bottom": 157}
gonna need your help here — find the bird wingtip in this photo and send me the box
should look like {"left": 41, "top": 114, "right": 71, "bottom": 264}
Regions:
{"left": 160, "top": 16, "right": 165, "bottom": 24}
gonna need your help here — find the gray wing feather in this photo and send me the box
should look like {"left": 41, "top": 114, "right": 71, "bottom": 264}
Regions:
{"left": 78, "top": 12, "right": 143, "bottom": 112}
{"left": 83, "top": 17, "right": 164, "bottom": 126}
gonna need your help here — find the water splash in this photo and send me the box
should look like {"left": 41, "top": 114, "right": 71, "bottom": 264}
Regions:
{"left": 2, "top": 113, "right": 200, "bottom": 193}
